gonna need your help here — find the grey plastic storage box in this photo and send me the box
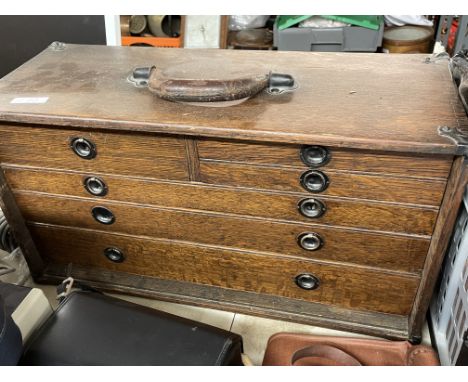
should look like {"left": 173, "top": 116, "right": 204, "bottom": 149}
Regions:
{"left": 430, "top": 186, "right": 468, "bottom": 365}
{"left": 273, "top": 22, "right": 384, "bottom": 52}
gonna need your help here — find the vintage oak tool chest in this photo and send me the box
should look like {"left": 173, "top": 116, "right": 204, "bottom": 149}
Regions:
{"left": 1, "top": 44, "right": 468, "bottom": 341}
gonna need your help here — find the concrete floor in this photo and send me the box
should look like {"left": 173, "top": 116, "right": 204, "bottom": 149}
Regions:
{"left": 37, "top": 283, "right": 432, "bottom": 365}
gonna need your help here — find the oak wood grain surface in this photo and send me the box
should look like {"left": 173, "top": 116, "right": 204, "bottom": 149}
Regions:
{"left": 0, "top": 44, "right": 464, "bottom": 154}
{"left": 16, "top": 191, "right": 430, "bottom": 273}
{"left": 409, "top": 157, "right": 468, "bottom": 337}
{"left": 4, "top": 166, "right": 439, "bottom": 236}
{"left": 29, "top": 223, "right": 420, "bottom": 315}
{"left": 197, "top": 139, "right": 454, "bottom": 179}
{"left": 0, "top": 124, "right": 188, "bottom": 181}
{"left": 40, "top": 262, "right": 410, "bottom": 340}
{"left": 199, "top": 161, "right": 447, "bottom": 207}
{"left": 184, "top": 138, "right": 201, "bottom": 181}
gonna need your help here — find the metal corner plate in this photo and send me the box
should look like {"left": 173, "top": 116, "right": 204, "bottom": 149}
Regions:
{"left": 438, "top": 126, "right": 468, "bottom": 156}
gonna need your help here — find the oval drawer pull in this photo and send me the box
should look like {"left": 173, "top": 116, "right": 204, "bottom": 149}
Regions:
{"left": 295, "top": 273, "right": 320, "bottom": 290}
{"left": 70, "top": 137, "right": 96, "bottom": 160}
{"left": 300, "top": 170, "right": 329, "bottom": 193}
{"left": 300, "top": 145, "right": 330, "bottom": 167}
{"left": 298, "top": 198, "right": 326, "bottom": 219}
{"left": 298, "top": 232, "right": 323, "bottom": 251}
{"left": 84, "top": 176, "right": 108, "bottom": 197}
{"left": 91, "top": 206, "right": 115, "bottom": 225}
{"left": 104, "top": 247, "right": 125, "bottom": 263}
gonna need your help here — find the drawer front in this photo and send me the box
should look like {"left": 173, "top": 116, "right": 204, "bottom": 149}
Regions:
{"left": 5, "top": 167, "right": 438, "bottom": 236}
{"left": 0, "top": 125, "right": 188, "bottom": 180}
{"left": 29, "top": 224, "right": 420, "bottom": 315}
{"left": 15, "top": 192, "right": 430, "bottom": 273}
{"left": 197, "top": 140, "right": 453, "bottom": 179}
{"left": 199, "top": 161, "right": 446, "bottom": 207}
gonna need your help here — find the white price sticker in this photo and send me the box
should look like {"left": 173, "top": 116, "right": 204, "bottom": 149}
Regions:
{"left": 10, "top": 97, "right": 49, "bottom": 104}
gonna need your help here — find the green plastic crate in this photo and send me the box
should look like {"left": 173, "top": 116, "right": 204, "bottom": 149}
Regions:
{"left": 276, "top": 15, "right": 382, "bottom": 31}
{"left": 276, "top": 16, "right": 311, "bottom": 30}
{"left": 274, "top": 16, "right": 384, "bottom": 52}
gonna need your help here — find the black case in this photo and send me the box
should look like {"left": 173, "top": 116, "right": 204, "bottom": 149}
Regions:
{"left": 20, "top": 290, "right": 243, "bottom": 366}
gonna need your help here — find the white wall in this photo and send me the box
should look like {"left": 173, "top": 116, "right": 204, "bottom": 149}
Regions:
{"left": 184, "top": 15, "right": 221, "bottom": 48}
{"left": 104, "top": 15, "right": 121, "bottom": 46}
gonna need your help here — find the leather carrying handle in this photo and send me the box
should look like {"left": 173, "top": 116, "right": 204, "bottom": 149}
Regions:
{"left": 131, "top": 66, "right": 296, "bottom": 102}
{"left": 291, "top": 344, "right": 362, "bottom": 366}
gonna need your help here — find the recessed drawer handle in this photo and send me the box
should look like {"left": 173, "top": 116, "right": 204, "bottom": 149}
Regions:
{"left": 84, "top": 176, "right": 108, "bottom": 197}
{"left": 298, "top": 232, "right": 323, "bottom": 251}
{"left": 300, "top": 170, "right": 329, "bottom": 193}
{"left": 91, "top": 206, "right": 115, "bottom": 225}
{"left": 300, "top": 145, "right": 330, "bottom": 167}
{"left": 104, "top": 247, "right": 125, "bottom": 263}
{"left": 298, "top": 198, "right": 326, "bottom": 219}
{"left": 295, "top": 273, "right": 320, "bottom": 290}
{"left": 70, "top": 137, "right": 96, "bottom": 160}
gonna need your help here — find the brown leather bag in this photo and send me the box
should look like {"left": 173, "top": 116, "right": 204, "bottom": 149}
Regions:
{"left": 262, "top": 333, "right": 440, "bottom": 366}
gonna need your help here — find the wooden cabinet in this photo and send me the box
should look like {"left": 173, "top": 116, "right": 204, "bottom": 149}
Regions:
{"left": 1, "top": 43, "right": 467, "bottom": 341}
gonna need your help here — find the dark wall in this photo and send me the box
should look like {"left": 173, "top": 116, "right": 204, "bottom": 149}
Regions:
{"left": 0, "top": 15, "right": 106, "bottom": 78}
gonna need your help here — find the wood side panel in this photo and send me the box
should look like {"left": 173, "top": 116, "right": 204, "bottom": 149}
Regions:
{"left": 15, "top": 192, "right": 430, "bottom": 273}
{"left": 29, "top": 224, "right": 420, "bottom": 315}
{"left": 0, "top": 125, "right": 188, "bottom": 181}
{"left": 199, "top": 161, "right": 447, "bottom": 207}
{"left": 4, "top": 166, "right": 438, "bottom": 236}
{"left": 409, "top": 157, "right": 468, "bottom": 340}
{"left": 197, "top": 140, "right": 453, "bottom": 179}
{"left": 0, "top": 168, "right": 44, "bottom": 276}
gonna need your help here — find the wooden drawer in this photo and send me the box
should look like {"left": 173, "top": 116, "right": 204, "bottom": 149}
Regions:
{"left": 199, "top": 161, "right": 447, "bottom": 207}
{"left": 0, "top": 125, "right": 188, "bottom": 180}
{"left": 5, "top": 166, "right": 438, "bottom": 236}
{"left": 15, "top": 192, "right": 430, "bottom": 273}
{"left": 197, "top": 139, "right": 453, "bottom": 179}
{"left": 29, "top": 224, "right": 420, "bottom": 316}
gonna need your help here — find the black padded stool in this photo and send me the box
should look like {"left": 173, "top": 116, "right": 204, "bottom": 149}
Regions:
{"left": 20, "top": 290, "right": 243, "bottom": 366}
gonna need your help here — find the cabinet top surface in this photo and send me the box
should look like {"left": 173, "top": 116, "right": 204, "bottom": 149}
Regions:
{"left": 0, "top": 43, "right": 466, "bottom": 154}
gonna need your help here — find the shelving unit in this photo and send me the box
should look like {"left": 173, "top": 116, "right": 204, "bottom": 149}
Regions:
{"left": 120, "top": 15, "right": 185, "bottom": 48}
{"left": 121, "top": 35, "right": 183, "bottom": 48}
